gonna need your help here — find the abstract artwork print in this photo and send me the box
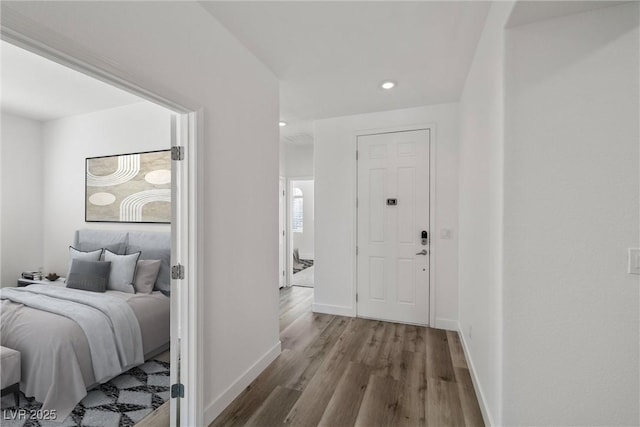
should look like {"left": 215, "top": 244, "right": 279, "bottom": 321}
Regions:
{"left": 86, "top": 150, "right": 171, "bottom": 223}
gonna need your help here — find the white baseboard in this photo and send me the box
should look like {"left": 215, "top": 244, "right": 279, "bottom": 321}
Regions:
{"left": 457, "top": 322, "right": 494, "bottom": 426}
{"left": 434, "top": 318, "right": 458, "bottom": 331}
{"left": 203, "top": 341, "right": 281, "bottom": 425}
{"left": 312, "top": 303, "right": 355, "bottom": 317}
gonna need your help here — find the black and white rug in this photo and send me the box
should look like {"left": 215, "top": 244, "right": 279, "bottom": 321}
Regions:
{"left": 293, "top": 259, "right": 314, "bottom": 274}
{"left": 1, "top": 360, "right": 169, "bottom": 427}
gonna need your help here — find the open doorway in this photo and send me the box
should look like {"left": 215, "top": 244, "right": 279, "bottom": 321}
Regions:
{"left": 289, "top": 178, "right": 314, "bottom": 287}
{"left": 279, "top": 127, "right": 314, "bottom": 290}
{"left": 0, "top": 39, "right": 198, "bottom": 426}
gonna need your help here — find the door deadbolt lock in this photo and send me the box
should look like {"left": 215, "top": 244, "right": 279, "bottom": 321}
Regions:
{"left": 421, "top": 230, "right": 428, "bottom": 246}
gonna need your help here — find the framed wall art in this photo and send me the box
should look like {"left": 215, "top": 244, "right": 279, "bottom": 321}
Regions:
{"left": 85, "top": 149, "right": 171, "bottom": 223}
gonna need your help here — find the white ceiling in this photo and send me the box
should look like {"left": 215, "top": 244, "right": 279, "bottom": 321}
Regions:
{"left": 507, "top": 1, "right": 630, "bottom": 28}
{"left": 203, "top": 1, "right": 491, "bottom": 138}
{"left": 1, "top": 41, "right": 142, "bottom": 122}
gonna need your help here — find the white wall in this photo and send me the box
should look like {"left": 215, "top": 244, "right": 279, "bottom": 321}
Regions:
{"left": 503, "top": 4, "right": 639, "bottom": 425}
{"left": 314, "top": 104, "right": 459, "bottom": 326}
{"left": 1, "top": 2, "right": 280, "bottom": 424}
{"left": 41, "top": 102, "right": 172, "bottom": 275}
{"left": 292, "top": 179, "right": 314, "bottom": 260}
{"left": 0, "top": 112, "right": 43, "bottom": 286}
{"left": 457, "top": 2, "right": 514, "bottom": 425}
{"left": 284, "top": 143, "right": 313, "bottom": 177}
{"left": 279, "top": 139, "right": 286, "bottom": 177}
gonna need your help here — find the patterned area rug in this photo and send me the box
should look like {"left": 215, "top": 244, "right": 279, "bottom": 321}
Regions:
{"left": 293, "top": 259, "right": 314, "bottom": 274}
{"left": 1, "top": 360, "right": 169, "bottom": 427}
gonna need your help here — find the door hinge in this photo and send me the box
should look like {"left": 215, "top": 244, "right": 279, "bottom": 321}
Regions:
{"left": 282, "top": 230, "right": 285, "bottom": 236}
{"left": 356, "top": 293, "right": 358, "bottom": 302}
{"left": 282, "top": 270, "right": 285, "bottom": 276}
{"left": 171, "top": 264, "right": 185, "bottom": 280}
{"left": 171, "top": 383, "right": 184, "bottom": 398}
{"left": 171, "top": 146, "right": 185, "bottom": 161}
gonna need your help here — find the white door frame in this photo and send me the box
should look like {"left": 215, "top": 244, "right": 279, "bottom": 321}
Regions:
{"left": 279, "top": 176, "right": 286, "bottom": 288}
{"left": 1, "top": 19, "right": 203, "bottom": 427}
{"left": 287, "top": 176, "right": 314, "bottom": 286}
{"left": 354, "top": 124, "right": 437, "bottom": 327}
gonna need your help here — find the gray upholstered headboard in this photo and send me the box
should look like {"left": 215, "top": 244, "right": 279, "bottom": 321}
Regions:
{"left": 74, "top": 229, "right": 171, "bottom": 295}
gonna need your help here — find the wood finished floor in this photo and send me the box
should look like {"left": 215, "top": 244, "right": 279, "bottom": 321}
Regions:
{"left": 210, "top": 286, "right": 484, "bottom": 427}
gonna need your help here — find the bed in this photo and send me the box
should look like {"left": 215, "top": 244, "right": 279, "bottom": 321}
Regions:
{"left": 0, "top": 229, "right": 171, "bottom": 420}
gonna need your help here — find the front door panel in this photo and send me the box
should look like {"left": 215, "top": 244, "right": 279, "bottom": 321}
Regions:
{"left": 357, "top": 129, "right": 430, "bottom": 325}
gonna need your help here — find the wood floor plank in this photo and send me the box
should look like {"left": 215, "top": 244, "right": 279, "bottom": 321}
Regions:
{"left": 153, "top": 350, "right": 171, "bottom": 364}
{"left": 136, "top": 401, "right": 169, "bottom": 427}
{"left": 279, "top": 293, "right": 314, "bottom": 331}
{"left": 244, "top": 386, "right": 301, "bottom": 427}
{"left": 454, "top": 367, "right": 485, "bottom": 427}
{"left": 382, "top": 323, "right": 406, "bottom": 380}
{"left": 369, "top": 322, "right": 404, "bottom": 378}
{"left": 403, "top": 324, "right": 418, "bottom": 352}
{"left": 210, "top": 287, "right": 484, "bottom": 427}
{"left": 354, "top": 320, "right": 386, "bottom": 365}
{"left": 354, "top": 374, "right": 402, "bottom": 427}
{"left": 284, "top": 315, "right": 350, "bottom": 391}
{"left": 280, "top": 310, "right": 333, "bottom": 352}
{"left": 414, "top": 326, "right": 427, "bottom": 353}
{"left": 427, "top": 378, "right": 466, "bottom": 427}
{"left": 363, "top": 322, "right": 396, "bottom": 375}
{"left": 318, "top": 362, "right": 372, "bottom": 427}
{"left": 401, "top": 324, "right": 427, "bottom": 353}
{"left": 283, "top": 318, "right": 370, "bottom": 426}
{"left": 447, "top": 330, "right": 468, "bottom": 369}
{"left": 426, "top": 328, "right": 455, "bottom": 382}
{"left": 395, "top": 350, "right": 427, "bottom": 427}
{"left": 209, "top": 349, "right": 307, "bottom": 427}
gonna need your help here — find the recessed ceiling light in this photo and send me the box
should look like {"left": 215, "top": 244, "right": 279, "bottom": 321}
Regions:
{"left": 381, "top": 81, "right": 396, "bottom": 90}
{"left": 279, "top": 121, "right": 288, "bottom": 127}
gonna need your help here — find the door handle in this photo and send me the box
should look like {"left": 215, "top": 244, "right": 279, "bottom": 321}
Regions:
{"left": 416, "top": 249, "right": 428, "bottom": 256}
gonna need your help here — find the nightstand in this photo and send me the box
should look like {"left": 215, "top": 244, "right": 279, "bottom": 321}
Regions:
{"left": 17, "top": 278, "right": 65, "bottom": 287}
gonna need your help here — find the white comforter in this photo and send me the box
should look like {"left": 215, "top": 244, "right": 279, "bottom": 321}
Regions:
{"left": 0, "top": 285, "right": 144, "bottom": 420}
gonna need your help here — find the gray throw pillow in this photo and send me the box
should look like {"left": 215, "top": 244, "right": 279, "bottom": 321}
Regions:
{"left": 66, "top": 259, "right": 111, "bottom": 292}
{"left": 133, "top": 260, "right": 162, "bottom": 294}
{"left": 67, "top": 247, "right": 103, "bottom": 281}
{"left": 104, "top": 250, "right": 140, "bottom": 294}
{"left": 127, "top": 246, "right": 171, "bottom": 295}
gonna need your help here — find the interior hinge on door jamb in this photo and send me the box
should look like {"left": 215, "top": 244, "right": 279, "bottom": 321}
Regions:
{"left": 171, "top": 383, "right": 184, "bottom": 398}
{"left": 171, "top": 146, "right": 185, "bottom": 161}
{"left": 171, "top": 264, "right": 185, "bottom": 280}
{"left": 356, "top": 293, "right": 358, "bottom": 302}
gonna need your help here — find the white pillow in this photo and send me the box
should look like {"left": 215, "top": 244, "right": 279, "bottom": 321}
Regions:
{"left": 67, "top": 247, "right": 102, "bottom": 281}
{"left": 104, "top": 250, "right": 141, "bottom": 294}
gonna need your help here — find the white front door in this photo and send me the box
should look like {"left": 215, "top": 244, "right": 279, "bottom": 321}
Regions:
{"left": 279, "top": 177, "right": 286, "bottom": 288}
{"left": 356, "top": 129, "right": 430, "bottom": 325}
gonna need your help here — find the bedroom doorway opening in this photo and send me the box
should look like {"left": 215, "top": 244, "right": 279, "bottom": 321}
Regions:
{"left": 289, "top": 178, "right": 314, "bottom": 288}
{"left": 0, "top": 36, "right": 201, "bottom": 426}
